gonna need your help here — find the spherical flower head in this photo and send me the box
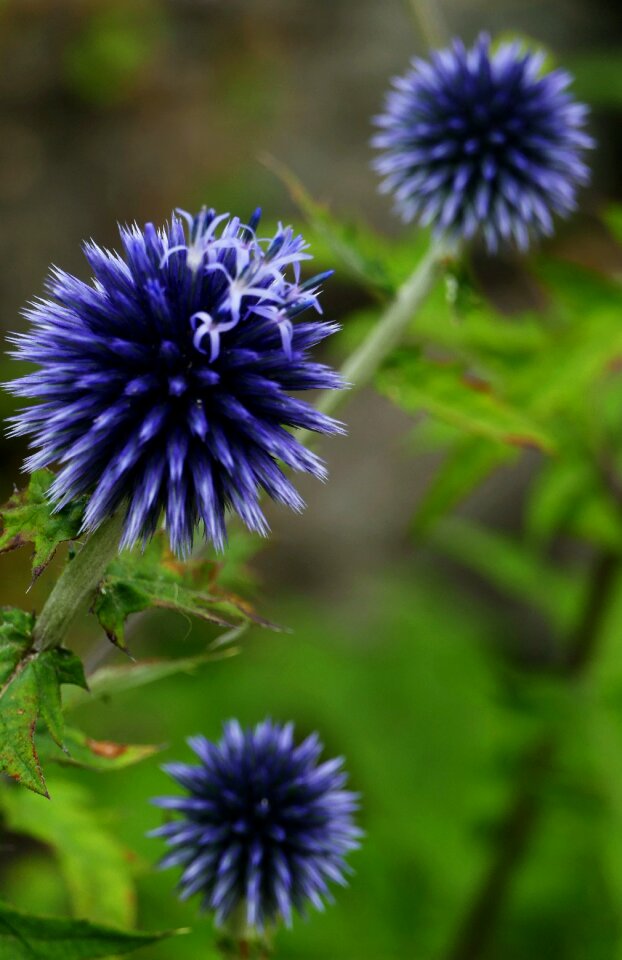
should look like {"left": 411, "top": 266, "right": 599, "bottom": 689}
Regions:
{"left": 6, "top": 208, "right": 344, "bottom": 555}
{"left": 372, "top": 34, "right": 594, "bottom": 251}
{"left": 150, "top": 720, "right": 361, "bottom": 931}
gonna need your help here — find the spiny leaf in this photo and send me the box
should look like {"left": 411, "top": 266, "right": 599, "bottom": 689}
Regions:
{"left": 0, "top": 608, "right": 87, "bottom": 796}
{"left": 377, "top": 350, "right": 555, "bottom": 452}
{"left": 0, "top": 898, "right": 182, "bottom": 959}
{"left": 93, "top": 532, "right": 276, "bottom": 650}
{"left": 0, "top": 470, "right": 86, "bottom": 581}
{"left": 0, "top": 779, "right": 136, "bottom": 927}
{"left": 36, "top": 727, "right": 160, "bottom": 772}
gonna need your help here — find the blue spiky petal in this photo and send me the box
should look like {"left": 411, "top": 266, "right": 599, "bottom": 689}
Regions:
{"left": 151, "top": 720, "right": 361, "bottom": 930}
{"left": 6, "top": 208, "right": 344, "bottom": 555}
{"left": 372, "top": 34, "right": 594, "bottom": 251}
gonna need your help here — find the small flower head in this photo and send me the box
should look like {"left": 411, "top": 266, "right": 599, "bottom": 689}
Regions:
{"left": 6, "top": 209, "right": 343, "bottom": 555}
{"left": 372, "top": 34, "right": 594, "bottom": 251}
{"left": 151, "top": 720, "right": 361, "bottom": 931}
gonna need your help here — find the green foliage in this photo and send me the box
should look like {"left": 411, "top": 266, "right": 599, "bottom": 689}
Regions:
{"left": 527, "top": 454, "right": 622, "bottom": 551}
{"left": 429, "top": 517, "right": 584, "bottom": 632}
{"left": 94, "top": 532, "right": 274, "bottom": 650}
{"left": 567, "top": 50, "right": 622, "bottom": 106}
{"left": 0, "top": 608, "right": 87, "bottom": 797}
{"left": 65, "top": 627, "right": 245, "bottom": 711}
{"left": 0, "top": 779, "right": 135, "bottom": 928}
{"left": 0, "top": 470, "right": 85, "bottom": 581}
{"left": 0, "top": 898, "right": 179, "bottom": 959}
{"left": 377, "top": 348, "right": 555, "bottom": 450}
{"left": 413, "top": 435, "right": 516, "bottom": 533}
{"left": 36, "top": 727, "right": 159, "bottom": 772}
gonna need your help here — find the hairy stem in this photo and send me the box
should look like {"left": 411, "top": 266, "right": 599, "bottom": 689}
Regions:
{"left": 33, "top": 513, "right": 124, "bottom": 652}
{"left": 445, "top": 550, "right": 619, "bottom": 960}
{"left": 311, "top": 241, "right": 451, "bottom": 426}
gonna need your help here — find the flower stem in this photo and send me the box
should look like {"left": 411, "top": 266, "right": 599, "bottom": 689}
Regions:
{"left": 33, "top": 513, "right": 124, "bottom": 652}
{"left": 216, "top": 904, "right": 273, "bottom": 959}
{"left": 406, "top": 0, "right": 449, "bottom": 48}
{"left": 312, "top": 240, "right": 451, "bottom": 426}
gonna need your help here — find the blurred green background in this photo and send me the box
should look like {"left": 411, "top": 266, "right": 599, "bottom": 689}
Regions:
{"left": 3, "top": 2, "right": 622, "bottom": 959}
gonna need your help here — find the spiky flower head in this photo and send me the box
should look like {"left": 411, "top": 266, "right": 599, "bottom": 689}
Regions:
{"left": 151, "top": 720, "right": 361, "bottom": 931}
{"left": 6, "top": 208, "right": 343, "bottom": 555}
{"left": 372, "top": 33, "right": 594, "bottom": 251}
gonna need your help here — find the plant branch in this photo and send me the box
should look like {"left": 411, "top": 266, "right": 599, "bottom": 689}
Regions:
{"left": 406, "top": 0, "right": 449, "bottom": 48}
{"left": 444, "top": 549, "right": 619, "bottom": 960}
{"left": 309, "top": 240, "right": 451, "bottom": 428}
{"left": 564, "top": 551, "right": 618, "bottom": 676}
{"left": 33, "top": 513, "right": 124, "bottom": 652}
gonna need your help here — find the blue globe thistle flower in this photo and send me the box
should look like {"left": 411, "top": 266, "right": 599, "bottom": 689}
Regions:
{"left": 372, "top": 34, "right": 594, "bottom": 251}
{"left": 6, "top": 209, "right": 344, "bottom": 555}
{"left": 150, "top": 720, "right": 361, "bottom": 931}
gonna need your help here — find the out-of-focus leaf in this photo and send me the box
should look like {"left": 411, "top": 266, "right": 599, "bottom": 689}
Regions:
{"left": 0, "top": 470, "right": 85, "bottom": 581}
{"left": 527, "top": 456, "right": 622, "bottom": 551}
{"left": 377, "top": 350, "right": 555, "bottom": 451}
{"left": 603, "top": 205, "right": 622, "bottom": 247}
{"left": 64, "top": 627, "right": 245, "bottom": 712}
{"left": 567, "top": 51, "right": 622, "bottom": 106}
{"left": 1, "top": 779, "right": 135, "bottom": 928}
{"left": 36, "top": 727, "right": 159, "bottom": 771}
{"left": 429, "top": 517, "right": 583, "bottom": 630}
{"left": 414, "top": 436, "right": 516, "bottom": 533}
{"left": 0, "top": 898, "right": 180, "bottom": 959}
{"left": 94, "top": 533, "right": 275, "bottom": 650}
{"left": 0, "top": 608, "right": 87, "bottom": 796}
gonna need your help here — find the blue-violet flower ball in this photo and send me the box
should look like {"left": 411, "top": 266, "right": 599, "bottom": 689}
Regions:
{"left": 6, "top": 208, "right": 344, "bottom": 555}
{"left": 150, "top": 720, "right": 361, "bottom": 930}
{"left": 372, "top": 33, "right": 594, "bottom": 251}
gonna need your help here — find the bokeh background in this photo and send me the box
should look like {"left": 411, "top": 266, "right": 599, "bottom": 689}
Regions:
{"left": 2, "top": 2, "right": 622, "bottom": 958}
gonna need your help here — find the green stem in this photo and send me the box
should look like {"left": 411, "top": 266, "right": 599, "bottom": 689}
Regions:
{"left": 215, "top": 903, "right": 273, "bottom": 959}
{"left": 310, "top": 241, "right": 451, "bottom": 427}
{"left": 406, "top": 0, "right": 449, "bottom": 48}
{"left": 33, "top": 513, "right": 124, "bottom": 652}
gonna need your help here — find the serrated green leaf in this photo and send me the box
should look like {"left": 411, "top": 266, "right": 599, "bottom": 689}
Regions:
{"left": 0, "top": 898, "right": 180, "bottom": 959}
{"left": 1, "top": 779, "right": 135, "bottom": 927}
{"left": 0, "top": 470, "right": 86, "bottom": 581}
{"left": 0, "top": 609, "right": 86, "bottom": 796}
{"left": 377, "top": 350, "right": 555, "bottom": 451}
{"left": 36, "top": 727, "right": 160, "bottom": 771}
{"left": 93, "top": 533, "right": 275, "bottom": 649}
